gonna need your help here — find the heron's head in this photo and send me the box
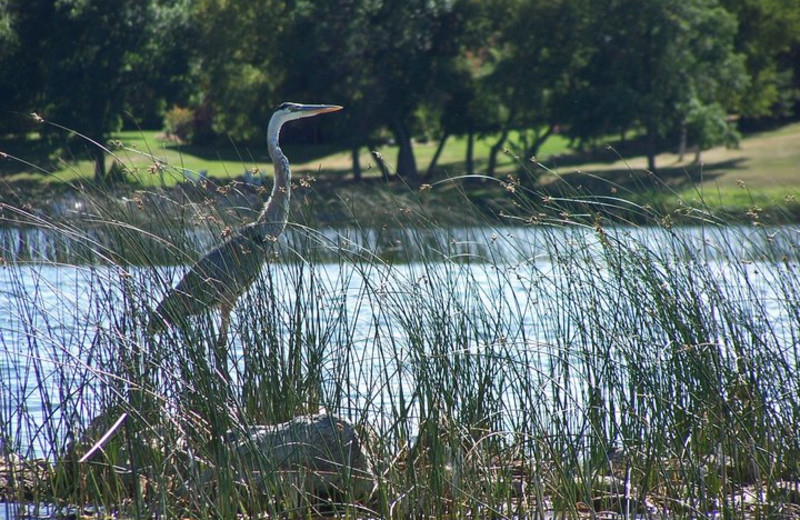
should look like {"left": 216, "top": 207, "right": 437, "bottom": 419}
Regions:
{"left": 274, "top": 102, "right": 343, "bottom": 123}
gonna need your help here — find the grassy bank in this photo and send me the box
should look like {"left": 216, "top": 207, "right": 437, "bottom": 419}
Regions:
{"left": 2, "top": 122, "right": 799, "bottom": 223}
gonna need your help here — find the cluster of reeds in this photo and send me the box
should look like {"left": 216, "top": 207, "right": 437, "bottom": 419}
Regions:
{"left": 1, "top": 148, "right": 799, "bottom": 519}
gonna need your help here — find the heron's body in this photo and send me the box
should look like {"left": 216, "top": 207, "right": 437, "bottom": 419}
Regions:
{"left": 153, "top": 231, "right": 269, "bottom": 322}
{"left": 149, "top": 103, "right": 342, "bottom": 340}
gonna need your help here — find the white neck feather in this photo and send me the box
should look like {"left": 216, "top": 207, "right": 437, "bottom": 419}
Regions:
{"left": 255, "top": 113, "right": 292, "bottom": 236}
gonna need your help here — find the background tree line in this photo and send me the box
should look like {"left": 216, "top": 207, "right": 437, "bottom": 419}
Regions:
{"left": 1, "top": 0, "right": 799, "bottom": 183}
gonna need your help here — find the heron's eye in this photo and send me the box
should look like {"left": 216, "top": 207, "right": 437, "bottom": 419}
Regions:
{"left": 277, "top": 102, "right": 291, "bottom": 111}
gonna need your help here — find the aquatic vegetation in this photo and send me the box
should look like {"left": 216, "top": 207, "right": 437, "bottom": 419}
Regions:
{"left": 1, "top": 164, "right": 799, "bottom": 519}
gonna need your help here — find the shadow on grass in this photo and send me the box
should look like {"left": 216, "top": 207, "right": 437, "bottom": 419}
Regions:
{"left": 541, "top": 131, "right": 686, "bottom": 168}
{"left": 164, "top": 139, "right": 345, "bottom": 166}
{"left": 0, "top": 136, "right": 66, "bottom": 177}
{"left": 549, "top": 158, "right": 746, "bottom": 192}
{"left": 0, "top": 122, "right": 773, "bottom": 227}
{"left": 0, "top": 135, "right": 89, "bottom": 207}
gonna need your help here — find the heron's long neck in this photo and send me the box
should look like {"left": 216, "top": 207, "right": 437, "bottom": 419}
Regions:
{"left": 254, "top": 118, "right": 291, "bottom": 239}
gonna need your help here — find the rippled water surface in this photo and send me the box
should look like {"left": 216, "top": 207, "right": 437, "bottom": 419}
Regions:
{"left": 1, "top": 225, "right": 798, "bottom": 464}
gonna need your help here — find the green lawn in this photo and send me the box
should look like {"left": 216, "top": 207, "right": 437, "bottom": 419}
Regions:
{"left": 2, "top": 127, "right": 574, "bottom": 187}
{"left": 545, "top": 122, "right": 800, "bottom": 188}
{"left": 543, "top": 122, "right": 800, "bottom": 213}
{"left": 2, "top": 123, "right": 799, "bottom": 218}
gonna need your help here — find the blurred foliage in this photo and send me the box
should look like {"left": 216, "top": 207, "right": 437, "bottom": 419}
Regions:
{"left": 0, "top": 0, "right": 798, "bottom": 180}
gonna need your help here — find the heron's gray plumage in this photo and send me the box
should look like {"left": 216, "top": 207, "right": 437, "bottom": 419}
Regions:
{"left": 149, "top": 102, "right": 342, "bottom": 334}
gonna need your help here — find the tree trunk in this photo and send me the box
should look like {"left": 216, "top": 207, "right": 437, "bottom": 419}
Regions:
{"left": 678, "top": 121, "right": 687, "bottom": 162}
{"left": 487, "top": 107, "right": 516, "bottom": 178}
{"left": 645, "top": 120, "right": 658, "bottom": 172}
{"left": 526, "top": 126, "right": 554, "bottom": 159}
{"left": 93, "top": 146, "right": 107, "bottom": 184}
{"left": 465, "top": 128, "right": 475, "bottom": 175}
{"left": 425, "top": 132, "right": 449, "bottom": 180}
{"left": 487, "top": 135, "right": 505, "bottom": 178}
{"left": 351, "top": 146, "right": 362, "bottom": 181}
{"left": 390, "top": 118, "right": 418, "bottom": 180}
{"left": 90, "top": 95, "right": 110, "bottom": 184}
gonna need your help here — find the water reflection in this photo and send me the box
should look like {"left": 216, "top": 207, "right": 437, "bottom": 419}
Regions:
{"left": 3, "top": 223, "right": 800, "bottom": 264}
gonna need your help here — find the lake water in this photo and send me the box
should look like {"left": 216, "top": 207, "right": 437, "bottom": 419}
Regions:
{"left": 1, "top": 225, "right": 799, "bottom": 467}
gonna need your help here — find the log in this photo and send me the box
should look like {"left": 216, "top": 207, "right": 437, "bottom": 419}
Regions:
{"left": 224, "top": 413, "right": 377, "bottom": 502}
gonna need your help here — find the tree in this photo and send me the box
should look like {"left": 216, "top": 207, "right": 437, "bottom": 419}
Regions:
{"left": 188, "top": 0, "right": 288, "bottom": 143}
{"left": 560, "top": 0, "right": 746, "bottom": 172}
{"left": 719, "top": 0, "right": 800, "bottom": 120}
{"left": 684, "top": 100, "right": 740, "bottom": 162}
{"left": 468, "top": 0, "right": 584, "bottom": 176}
{"left": 0, "top": 0, "right": 190, "bottom": 181}
{"left": 361, "top": 0, "right": 468, "bottom": 180}
{"left": 0, "top": 4, "right": 18, "bottom": 120}
{"left": 673, "top": 2, "right": 747, "bottom": 160}
{"left": 279, "top": 0, "right": 471, "bottom": 181}
{"left": 277, "top": 0, "right": 384, "bottom": 181}
{"left": 485, "top": 0, "right": 592, "bottom": 178}
{"left": 0, "top": 0, "right": 53, "bottom": 136}
{"left": 123, "top": 0, "right": 194, "bottom": 129}
{"left": 432, "top": 63, "right": 489, "bottom": 177}
{"left": 41, "top": 0, "right": 184, "bottom": 182}
{"left": 0, "top": 5, "right": 13, "bottom": 59}
{"left": 427, "top": 1, "right": 501, "bottom": 178}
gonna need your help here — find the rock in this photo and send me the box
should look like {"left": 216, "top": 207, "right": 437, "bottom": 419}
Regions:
{"left": 0, "top": 453, "right": 51, "bottom": 500}
{"left": 773, "top": 481, "right": 800, "bottom": 505}
{"left": 224, "top": 413, "right": 377, "bottom": 503}
{"left": 589, "top": 475, "right": 650, "bottom": 515}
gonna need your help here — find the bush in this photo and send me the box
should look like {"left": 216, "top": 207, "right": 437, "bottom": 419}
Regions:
{"left": 163, "top": 105, "right": 195, "bottom": 142}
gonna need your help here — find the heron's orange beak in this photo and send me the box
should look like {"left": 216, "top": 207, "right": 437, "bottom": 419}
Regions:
{"left": 301, "top": 104, "right": 343, "bottom": 115}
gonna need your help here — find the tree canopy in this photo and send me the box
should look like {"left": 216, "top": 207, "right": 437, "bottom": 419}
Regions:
{"left": 1, "top": 0, "right": 797, "bottom": 179}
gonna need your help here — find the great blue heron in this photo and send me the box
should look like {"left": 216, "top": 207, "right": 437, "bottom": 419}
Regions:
{"left": 149, "top": 103, "right": 343, "bottom": 365}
